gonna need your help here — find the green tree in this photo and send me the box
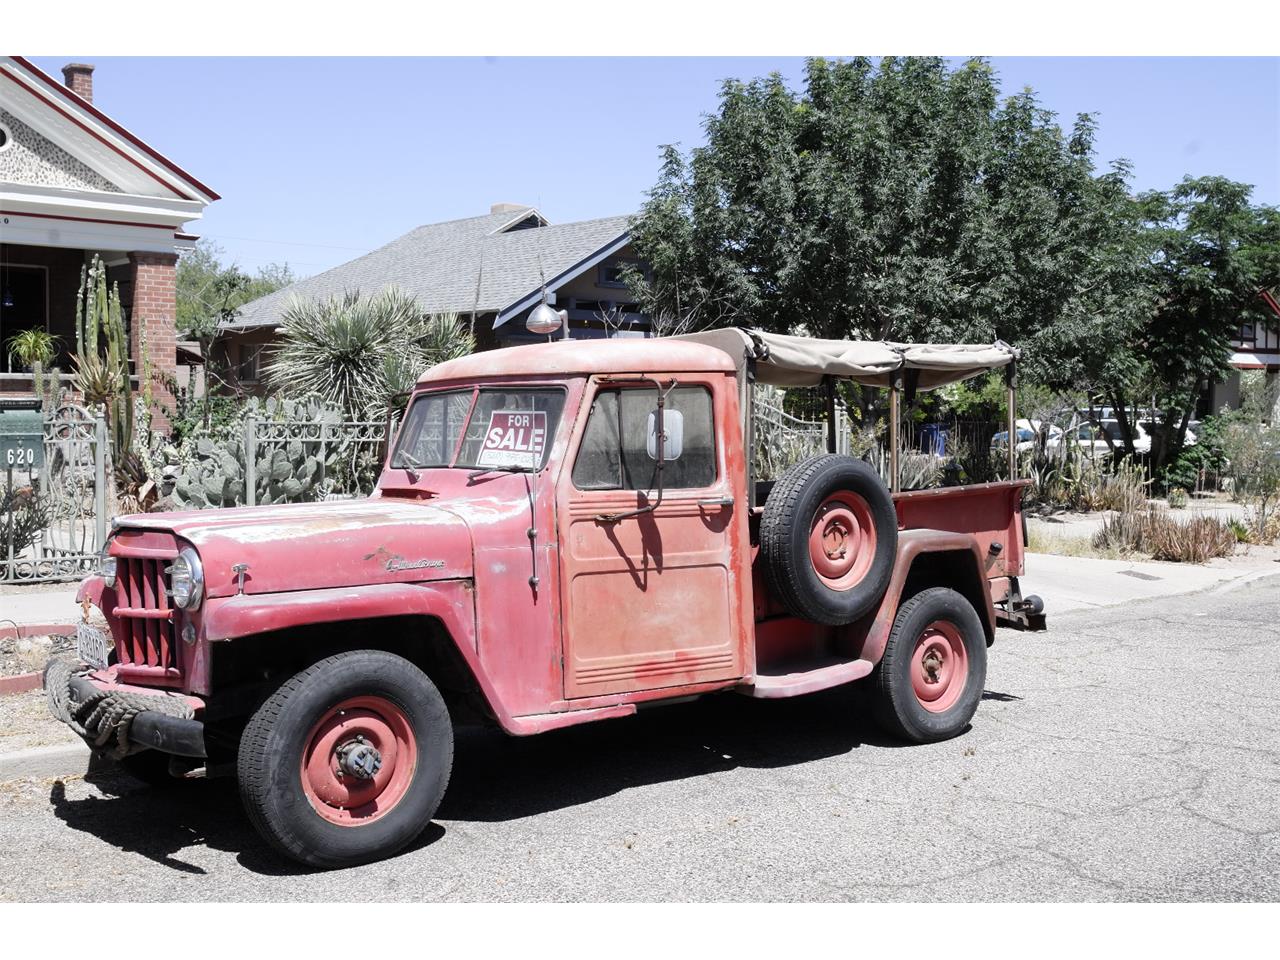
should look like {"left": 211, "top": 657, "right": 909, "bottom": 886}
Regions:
{"left": 627, "top": 57, "right": 1145, "bottom": 394}
{"left": 1120, "top": 178, "right": 1280, "bottom": 473}
{"left": 176, "top": 241, "right": 296, "bottom": 426}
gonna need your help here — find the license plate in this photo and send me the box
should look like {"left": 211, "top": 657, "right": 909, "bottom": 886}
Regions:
{"left": 76, "top": 622, "right": 111, "bottom": 670}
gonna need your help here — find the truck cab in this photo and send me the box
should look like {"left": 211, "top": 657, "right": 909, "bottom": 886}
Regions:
{"left": 49, "top": 332, "right": 1042, "bottom": 869}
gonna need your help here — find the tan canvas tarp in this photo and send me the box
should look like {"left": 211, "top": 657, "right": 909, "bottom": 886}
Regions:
{"left": 674, "top": 328, "right": 1017, "bottom": 390}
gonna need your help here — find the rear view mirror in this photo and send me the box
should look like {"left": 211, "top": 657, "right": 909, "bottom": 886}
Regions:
{"left": 647, "top": 408, "right": 683, "bottom": 461}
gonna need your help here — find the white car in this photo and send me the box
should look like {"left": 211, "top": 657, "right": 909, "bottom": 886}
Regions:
{"left": 1052, "top": 419, "right": 1151, "bottom": 456}
{"left": 991, "top": 419, "right": 1062, "bottom": 453}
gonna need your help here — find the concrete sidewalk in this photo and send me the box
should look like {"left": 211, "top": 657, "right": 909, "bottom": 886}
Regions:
{"left": 1022, "top": 551, "right": 1279, "bottom": 615}
{"left": 0, "top": 583, "right": 82, "bottom": 637}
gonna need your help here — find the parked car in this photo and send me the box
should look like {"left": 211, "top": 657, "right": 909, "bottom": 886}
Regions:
{"left": 1052, "top": 419, "right": 1151, "bottom": 456}
{"left": 991, "top": 418, "right": 1062, "bottom": 453}
{"left": 46, "top": 331, "right": 1044, "bottom": 868}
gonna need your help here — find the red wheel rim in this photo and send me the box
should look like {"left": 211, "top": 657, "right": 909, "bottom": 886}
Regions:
{"left": 808, "top": 492, "right": 877, "bottom": 590}
{"left": 910, "top": 620, "right": 969, "bottom": 714}
{"left": 300, "top": 695, "right": 418, "bottom": 827}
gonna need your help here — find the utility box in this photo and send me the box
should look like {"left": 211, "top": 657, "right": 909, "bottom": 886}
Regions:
{"left": 0, "top": 408, "right": 44, "bottom": 471}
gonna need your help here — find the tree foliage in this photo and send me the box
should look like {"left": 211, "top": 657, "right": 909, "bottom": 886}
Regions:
{"left": 176, "top": 241, "right": 296, "bottom": 342}
{"left": 1118, "top": 177, "right": 1280, "bottom": 470}
{"left": 627, "top": 57, "right": 1146, "bottom": 391}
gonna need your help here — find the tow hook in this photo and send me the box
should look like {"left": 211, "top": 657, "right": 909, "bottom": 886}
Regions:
{"left": 336, "top": 735, "right": 382, "bottom": 780}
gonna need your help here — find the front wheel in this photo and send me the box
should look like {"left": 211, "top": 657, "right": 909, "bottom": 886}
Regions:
{"left": 870, "top": 587, "right": 987, "bottom": 744}
{"left": 237, "top": 650, "right": 453, "bottom": 869}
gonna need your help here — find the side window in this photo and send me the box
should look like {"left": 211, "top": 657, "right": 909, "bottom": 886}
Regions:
{"left": 572, "top": 385, "right": 717, "bottom": 491}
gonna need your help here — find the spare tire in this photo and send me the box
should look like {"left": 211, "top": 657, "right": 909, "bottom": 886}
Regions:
{"left": 760, "top": 454, "right": 897, "bottom": 625}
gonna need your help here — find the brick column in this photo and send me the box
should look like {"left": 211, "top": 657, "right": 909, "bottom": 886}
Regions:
{"left": 128, "top": 251, "right": 179, "bottom": 434}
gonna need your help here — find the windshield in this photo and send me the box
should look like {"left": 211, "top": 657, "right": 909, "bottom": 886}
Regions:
{"left": 392, "top": 387, "right": 567, "bottom": 471}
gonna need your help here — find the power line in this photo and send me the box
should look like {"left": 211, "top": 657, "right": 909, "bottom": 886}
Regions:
{"left": 200, "top": 232, "right": 372, "bottom": 252}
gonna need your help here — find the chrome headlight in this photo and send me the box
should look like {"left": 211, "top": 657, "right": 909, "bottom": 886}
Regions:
{"left": 167, "top": 547, "right": 205, "bottom": 609}
{"left": 97, "top": 546, "right": 117, "bottom": 588}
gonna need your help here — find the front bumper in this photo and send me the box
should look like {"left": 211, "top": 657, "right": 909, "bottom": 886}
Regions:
{"left": 66, "top": 675, "right": 208, "bottom": 758}
{"left": 47, "top": 663, "right": 208, "bottom": 759}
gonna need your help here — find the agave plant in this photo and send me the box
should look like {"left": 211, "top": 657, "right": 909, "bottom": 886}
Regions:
{"left": 266, "top": 288, "right": 474, "bottom": 419}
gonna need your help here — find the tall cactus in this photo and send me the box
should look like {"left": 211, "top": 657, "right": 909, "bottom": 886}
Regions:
{"left": 73, "top": 255, "right": 133, "bottom": 465}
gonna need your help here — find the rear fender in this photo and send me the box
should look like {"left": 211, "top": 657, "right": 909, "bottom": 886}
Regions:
{"left": 857, "top": 529, "right": 995, "bottom": 665}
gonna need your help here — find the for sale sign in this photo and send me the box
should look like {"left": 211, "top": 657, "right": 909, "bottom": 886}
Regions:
{"left": 477, "top": 411, "right": 547, "bottom": 469}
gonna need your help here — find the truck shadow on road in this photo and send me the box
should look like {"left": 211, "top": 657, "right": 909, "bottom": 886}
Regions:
{"left": 45, "top": 684, "right": 987, "bottom": 876}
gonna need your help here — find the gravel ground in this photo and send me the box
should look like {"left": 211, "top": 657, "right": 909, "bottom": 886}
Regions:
{"left": 0, "top": 687, "right": 81, "bottom": 752}
{"left": 0, "top": 634, "right": 74, "bottom": 678}
{"left": 0, "top": 576, "right": 1277, "bottom": 902}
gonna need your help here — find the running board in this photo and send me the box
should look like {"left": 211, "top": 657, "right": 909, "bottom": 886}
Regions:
{"left": 740, "top": 658, "right": 874, "bottom": 699}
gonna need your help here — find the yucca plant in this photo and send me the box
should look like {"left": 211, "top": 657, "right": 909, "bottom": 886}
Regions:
{"left": 266, "top": 288, "right": 474, "bottom": 419}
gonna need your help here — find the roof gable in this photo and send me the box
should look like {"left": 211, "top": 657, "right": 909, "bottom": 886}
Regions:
{"left": 0, "top": 105, "right": 122, "bottom": 193}
{"left": 229, "top": 209, "right": 634, "bottom": 331}
{"left": 0, "top": 57, "right": 218, "bottom": 203}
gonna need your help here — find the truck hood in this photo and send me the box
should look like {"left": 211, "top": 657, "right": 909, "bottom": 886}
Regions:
{"left": 114, "top": 498, "right": 473, "bottom": 598}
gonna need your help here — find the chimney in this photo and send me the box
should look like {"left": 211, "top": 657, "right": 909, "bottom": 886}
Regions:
{"left": 61, "top": 63, "right": 94, "bottom": 103}
{"left": 490, "top": 202, "right": 529, "bottom": 214}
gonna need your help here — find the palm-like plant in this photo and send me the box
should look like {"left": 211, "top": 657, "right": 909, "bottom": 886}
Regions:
{"left": 266, "top": 288, "right": 474, "bottom": 418}
{"left": 6, "top": 328, "right": 60, "bottom": 398}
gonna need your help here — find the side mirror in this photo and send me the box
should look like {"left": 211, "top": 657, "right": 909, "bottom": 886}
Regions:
{"left": 647, "top": 408, "right": 683, "bottom": 461}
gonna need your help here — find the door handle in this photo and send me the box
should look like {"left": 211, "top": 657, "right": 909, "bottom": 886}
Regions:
{"left": 698, "top": 496, "right": 735, "bottom": 508}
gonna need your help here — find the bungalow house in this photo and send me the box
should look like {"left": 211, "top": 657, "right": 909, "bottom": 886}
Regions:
{"left": 219, "top": 204, "right": 648, "bottom": 394}
{"left": 1206, "top": 287, "right": 1280, "bottom": 419}
{"left": 0, "top": 57, "right": 218, "bottom": 425}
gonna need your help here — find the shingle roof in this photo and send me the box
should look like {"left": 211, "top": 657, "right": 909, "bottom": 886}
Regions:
{"left": 225, "top": 208, "right": 633, "bottom": 331}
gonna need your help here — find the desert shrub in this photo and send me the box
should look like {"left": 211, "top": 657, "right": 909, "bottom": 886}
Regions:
{"left": 1144, "top": 514, "right": 1237, "bottom": 563}
{"left": 1227, "top": 517, "right": 1252, "bottom": 543}
{"left": 1167, "top": 486, "right": 1188, "bottom": 509}
{"left": 1093, "top": 507, "right": 1237, "bottom": 563}
{"left": 267, "top": 289, "right": 473, "bottom": 419}
{"left": 1, "top": 484, "right": 51, "bottom": 560}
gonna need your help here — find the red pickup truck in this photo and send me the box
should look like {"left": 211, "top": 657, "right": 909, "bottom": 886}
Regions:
{"left": 47, "top": 329, "right": 1043, "bottom": 868}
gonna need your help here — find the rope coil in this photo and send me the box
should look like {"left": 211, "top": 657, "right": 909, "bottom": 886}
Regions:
{"left": 45, "top": 659, "right": 195, "bottom": 759}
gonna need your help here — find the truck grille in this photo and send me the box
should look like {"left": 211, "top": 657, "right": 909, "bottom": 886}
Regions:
{"left": 111, "top": 555, "right": 179, "bottom": 679}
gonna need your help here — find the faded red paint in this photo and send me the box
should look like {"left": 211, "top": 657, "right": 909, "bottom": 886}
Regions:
{"left": 75, "top": 339, "right": 1034, "bottom": 739}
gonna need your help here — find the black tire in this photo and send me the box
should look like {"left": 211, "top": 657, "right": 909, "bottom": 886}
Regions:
{"left": 760, "top": 454, "right": 897, "bottom": 625}
{"left": 871, "top": 587, "right": 987, "bottom": 744}
{"left": 237, "top": 650, "right": 453, "bottom": 870}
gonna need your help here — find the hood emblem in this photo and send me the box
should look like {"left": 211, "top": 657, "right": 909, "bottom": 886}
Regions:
{"left": 364, "top": 547, "right": 446, "bottom": 573}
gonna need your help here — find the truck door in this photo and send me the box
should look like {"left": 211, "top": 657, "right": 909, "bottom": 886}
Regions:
{"left": 556, "top": 375, "right": 745, "bottom": 699}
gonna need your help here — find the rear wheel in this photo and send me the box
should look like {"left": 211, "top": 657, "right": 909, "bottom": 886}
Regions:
{"left": 237, "top": 650, "right": 453, "bottom": 869}
{"left": 871, "top": 587, "right": 986, "bottom": 743}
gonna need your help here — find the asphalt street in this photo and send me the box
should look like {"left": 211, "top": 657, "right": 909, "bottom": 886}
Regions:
{"left": 2, "top": 577, "right": 1278, "bottom": 901}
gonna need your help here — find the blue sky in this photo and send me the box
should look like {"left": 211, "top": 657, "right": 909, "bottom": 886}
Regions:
{"left": 29, "top": 56, "right": 1280, "bottom": 279}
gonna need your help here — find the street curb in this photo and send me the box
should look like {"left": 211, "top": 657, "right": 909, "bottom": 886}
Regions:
{"left": 0, "top": 741, "right": 91, "bottom": 782}
{"left": 0, "top": 621, "right": 78, "bottom": 642}
{"left": 0, "top": 672, "right": 43, "bottom": 696}
{"left": 1209, "top": 566, "right": 1280, "bottom": 594}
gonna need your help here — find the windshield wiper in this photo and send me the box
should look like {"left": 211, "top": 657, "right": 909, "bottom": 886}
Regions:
{"left": 466, "top": 464, "right": 536, "bottom": 480}
{"left": 397, "top": 451, "right": 426, "bottom": 482}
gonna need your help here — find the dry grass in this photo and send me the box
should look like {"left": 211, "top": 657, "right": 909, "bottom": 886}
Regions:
{"left": 1027, "top": 526, "right": 1126, "bottom": 560}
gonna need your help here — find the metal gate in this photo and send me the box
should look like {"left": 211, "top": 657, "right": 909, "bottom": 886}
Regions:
{"left": 2, "top": 404, "right": 107, "bottom": 583}
{"left": 752, "top": 385, "right": 850, "bottom": 481}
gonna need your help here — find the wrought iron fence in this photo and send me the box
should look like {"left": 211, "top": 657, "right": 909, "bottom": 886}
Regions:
{"left": 3, "top": 404, "right": 107, "bottom": 583}
{"left": 243, "top": 418, "right": 388, "bottom": 505}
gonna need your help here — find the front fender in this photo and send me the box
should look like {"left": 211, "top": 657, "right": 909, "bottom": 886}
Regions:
{"left": 193, "top": 580, "right": 534, "bottom": 730}
{"left": 202, "top": 581, "right": 477, "bottom": 650}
